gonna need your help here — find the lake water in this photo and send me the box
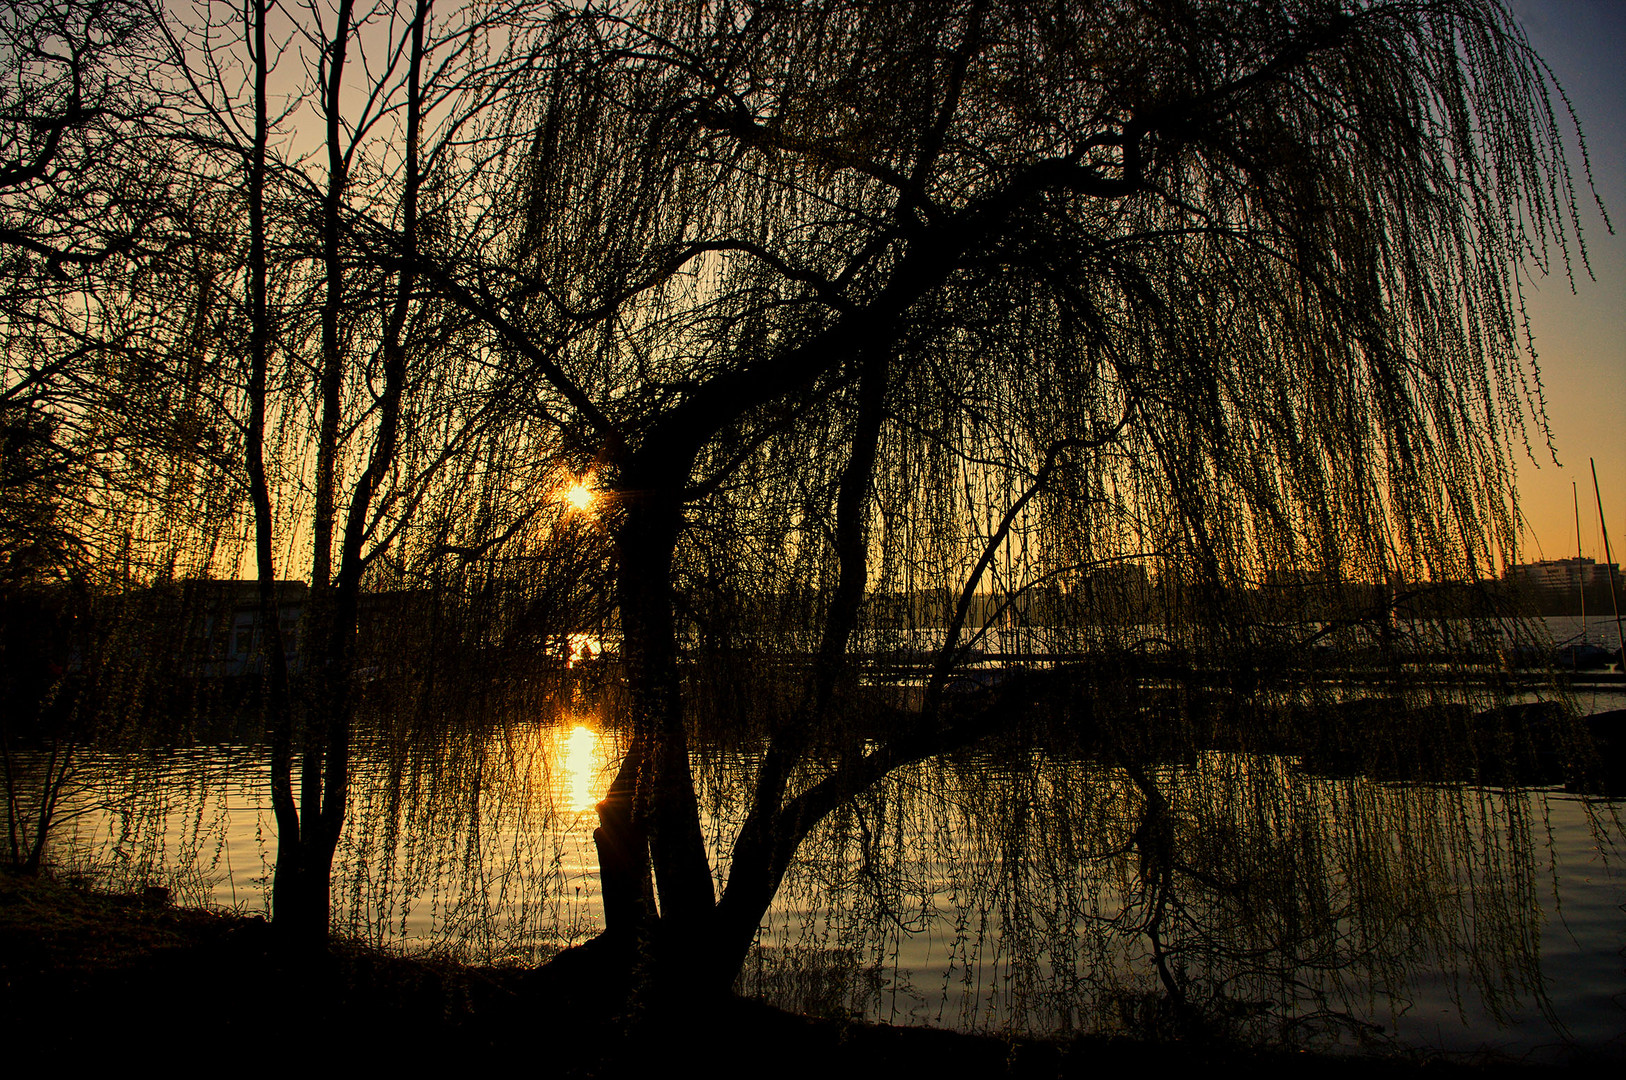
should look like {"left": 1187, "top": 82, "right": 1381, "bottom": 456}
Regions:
{"left": 43, "top": 690, "right": 1626, "bottom": 1065}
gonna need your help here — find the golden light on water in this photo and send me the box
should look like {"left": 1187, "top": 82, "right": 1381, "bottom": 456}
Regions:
{"left": 562, "top": 724, "right": 602, "bottom": 812}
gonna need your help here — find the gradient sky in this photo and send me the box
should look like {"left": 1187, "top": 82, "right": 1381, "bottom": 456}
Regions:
{"left": 226, "top": 1, "right": 1625, "bottom": 578}
{"left": 1505, "top": 0, "right": 1625, "bottom": 567}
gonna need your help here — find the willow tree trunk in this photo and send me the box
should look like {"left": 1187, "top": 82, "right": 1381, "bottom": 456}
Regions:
{"left": 596, "top": 464, "right": 713, "bottom": 965}
{"left": 270, "top": 596, "right": 358, "bottom": 946}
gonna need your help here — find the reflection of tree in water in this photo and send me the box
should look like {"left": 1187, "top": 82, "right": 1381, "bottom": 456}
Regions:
{"left": 751, "top": 722, "right": 1587, "bottom": 1047}
{"left": 51, "top": 685, "right": 1615, "bottom": 1049}
{"left": 328, "top": 715, "right": 626, "bottom": 963}
{"left": 58, "top": 708, "right": 626, "bottom": 965}
{"left": 58, "top": 745, "right": 270, "bottom": 905}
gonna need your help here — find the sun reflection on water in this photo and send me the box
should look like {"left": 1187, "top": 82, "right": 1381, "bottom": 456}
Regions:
{"left": 560, "top": 722, "right": 604, "bottom": 813}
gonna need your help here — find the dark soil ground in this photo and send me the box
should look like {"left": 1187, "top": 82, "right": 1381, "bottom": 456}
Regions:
{"left": 0, "top": 871, "right": 1603, "bottom": 1076}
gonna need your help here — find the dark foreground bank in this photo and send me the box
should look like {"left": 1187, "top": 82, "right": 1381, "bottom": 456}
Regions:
{"left": 0, "top": 873, "right": 1606, "bottom": 1076}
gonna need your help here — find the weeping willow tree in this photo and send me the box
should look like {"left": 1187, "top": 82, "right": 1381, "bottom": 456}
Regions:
{"left": 1, "top": 32, "right": 248, "bottom": 872}
{"left": 421, "top": 0, "right": 1602, "bottom": 994}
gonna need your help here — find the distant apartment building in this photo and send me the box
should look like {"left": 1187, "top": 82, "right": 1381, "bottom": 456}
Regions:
{"left": 1083, "top": 563, "right": 1152, "bottom": 599}
{"left": 185, "top": 579, "right": 308, "bottom": 677}
{"left": 178, "top": 580, "right": 437, "bottom": 677}
{"left": 1504, "top": 557, "right": 1619, "bottom": 592}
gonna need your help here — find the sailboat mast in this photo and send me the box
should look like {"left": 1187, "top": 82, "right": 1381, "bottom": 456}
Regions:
{"left": 1591, "top": 459, "right": 1625, "bottom": 664}
{"left": 1574, "top": 481, "right": 1586, "bottom": 637}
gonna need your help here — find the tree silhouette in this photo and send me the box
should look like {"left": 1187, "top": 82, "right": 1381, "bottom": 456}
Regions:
{"left": 1, "top": 1, "right": 250, "bottom": 871}
{"left": 145, "top": 0, "right": 567, "bottom": 940}
{"left": 422, "top": 0, "right": 1603, "bottom": 991}
{"left": 0, "top": 0, "right": 171, "bottom": 280}
{"left": 8, "top": 0, "right": 1603, "bottom": 999}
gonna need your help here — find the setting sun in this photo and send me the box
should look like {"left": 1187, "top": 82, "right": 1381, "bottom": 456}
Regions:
{"left": 563, "top": 480, "right": 596, "bottom": 513}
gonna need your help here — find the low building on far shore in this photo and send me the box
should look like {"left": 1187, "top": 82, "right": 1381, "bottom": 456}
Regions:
{"left": 1504, "top": 557, "right": 1619, "bottom": 592}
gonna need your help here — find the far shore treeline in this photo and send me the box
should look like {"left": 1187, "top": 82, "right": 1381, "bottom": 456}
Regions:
{"left": 4, "top": 566, "right": 1619, "bottom": 733}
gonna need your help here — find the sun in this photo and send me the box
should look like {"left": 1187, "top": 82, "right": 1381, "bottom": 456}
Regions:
{"left": 563, "top": 480, "right": 596, "bottom": 513}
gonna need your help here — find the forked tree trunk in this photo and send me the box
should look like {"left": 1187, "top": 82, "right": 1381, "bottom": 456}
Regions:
{"left": 270, "top": 636, "right": 353, "bottom": 946}
{"left": 596, "top": 475, "right": 713, "bottom": 955}
{"left": 275, "top": 0, "right": 356, "bottom": 944}
{"left": 261, "top": 0, "right": 424, "bottom": 949}
{"left": 590, "top": 347, "right": 901, "bottom": 991}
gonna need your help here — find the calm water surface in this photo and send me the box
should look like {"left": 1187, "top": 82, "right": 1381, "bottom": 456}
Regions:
{"left": 50, "top": 704, "right": 1626, "bottom": 1063}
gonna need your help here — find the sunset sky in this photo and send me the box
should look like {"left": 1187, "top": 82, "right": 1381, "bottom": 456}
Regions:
{"left": 1505, "top": 0, "right": 1625, "bottom": 567}
{"left": 207, "top": 0, "right": 1626, "bottom": 579}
